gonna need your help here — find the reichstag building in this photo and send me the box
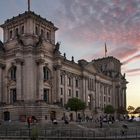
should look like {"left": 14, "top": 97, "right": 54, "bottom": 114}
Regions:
{"left": 0, "top": 9, "right": 127, "bottom": 122}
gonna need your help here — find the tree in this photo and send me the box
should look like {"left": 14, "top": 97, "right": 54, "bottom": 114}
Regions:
{"left": 127, "top": 106, "right": 135, "bottom": 114}
{"left": 104, "top": 105, "right": 115, "bottom": 114}
{"left": 65, "top": 98, "right": 86, "bottom": 120}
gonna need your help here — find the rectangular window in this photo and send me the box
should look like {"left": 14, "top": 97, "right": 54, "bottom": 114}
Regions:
{"left": 44, "top": 89, "right": 49, "bottom": 103}
{"left": 10, "top": 89, "right": 16, "bottom": 104}
{"left": 88, "top": 79, "right": 90, "bottom": 90}
{"left": 104, "top": 96, "right": 106, "bottom": 102}
{"left": 76, "top": 91, "right": 79, "bottom": 97}
{"left": 68, "top": 77, "right": 71, "bottom": 86}
{"left": 75, "top": 79, "right": 78, "bottom": 87}
{"left": 43, "top": 67, "right": 49, "bottom": 80}
{"left": 108, "top": 97, "right": 110, "bottom": 102}
{"left": 60, "top": 75, "right": 63, "bottom": 85}
{"left": 60, "top": 98, "right": 63, "bottom": 106}
{"left": 68, "top": 89, "right": 71, "bottom": 96}
{"left": 11, "top": 67, "right": 16, "bottom": 81}
{"left": 60, "top": 88, "right": 63, "bottom": 95}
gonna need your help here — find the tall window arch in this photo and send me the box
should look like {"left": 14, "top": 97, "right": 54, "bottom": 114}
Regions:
{"left": 43, "top": 66, "right": 50, "bottom": 80}
{"left": 15, "top": 28, "right": 19, "bottom": 36}
{"left": 10, "top": 66, "right": 16, "bottom": 81}
{"left": 35, "top": 26, "right": 39, "bottom": 35}
{"left": 9, "top": 30, "right": 13, "bottom": 39}
{"left": 21, "top": 26, "right": 24, "bottom": 34}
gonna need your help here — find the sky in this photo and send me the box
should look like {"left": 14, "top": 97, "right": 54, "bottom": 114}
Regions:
{"left": 0, "top": 0, "right": 140, "bottom": 108}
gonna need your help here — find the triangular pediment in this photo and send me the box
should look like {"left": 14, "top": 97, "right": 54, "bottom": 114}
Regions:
{"left": 83, "top": 62, "right": 99, "bottom": 73}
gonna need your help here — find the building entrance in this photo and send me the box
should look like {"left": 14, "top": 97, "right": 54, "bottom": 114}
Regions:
{"left": 4, "top": 111, "right": 10, "bottom": 121}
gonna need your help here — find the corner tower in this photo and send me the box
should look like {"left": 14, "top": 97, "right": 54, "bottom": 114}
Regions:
{"left": 0, "top": 11, "right": 58, "bottom": 103}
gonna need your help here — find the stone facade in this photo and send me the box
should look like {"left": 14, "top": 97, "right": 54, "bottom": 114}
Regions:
{"left": 0, "top": 11, "right": 127, "bottom": 121}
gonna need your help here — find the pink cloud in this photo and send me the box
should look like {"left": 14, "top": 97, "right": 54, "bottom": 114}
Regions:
{"left": 122, "top": 55, "right": 140, "bottom": 65}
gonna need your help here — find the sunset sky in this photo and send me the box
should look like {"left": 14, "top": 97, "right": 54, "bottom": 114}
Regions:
{"left": 0, "top": 0, "right": 140, "bottom": 108}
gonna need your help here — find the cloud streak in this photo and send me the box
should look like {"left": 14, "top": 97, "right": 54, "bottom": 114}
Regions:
{"left": 123, "top": 54, "right": 140, "bottom": 65}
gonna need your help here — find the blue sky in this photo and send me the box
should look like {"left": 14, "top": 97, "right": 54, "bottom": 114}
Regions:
{"left": 0, "top": 0, "right": 140, "bottom": 108}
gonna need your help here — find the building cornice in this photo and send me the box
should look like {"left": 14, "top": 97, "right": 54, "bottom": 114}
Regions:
{"left": 0, "top": 11, "right": 58, "bottom": 31}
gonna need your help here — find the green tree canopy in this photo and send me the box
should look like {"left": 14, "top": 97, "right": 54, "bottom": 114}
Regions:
{"left": 65, "top": 98, "right": 86, "bottom": 120}
{"left": 104, "top": 105, "right": 115, "bottom": 114}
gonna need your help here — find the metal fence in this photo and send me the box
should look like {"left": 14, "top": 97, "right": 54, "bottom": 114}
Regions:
{"left": 0, "top": 128, "right": 140, "bottom": 139}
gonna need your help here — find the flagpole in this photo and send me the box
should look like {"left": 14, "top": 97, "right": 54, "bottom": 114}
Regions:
{"left": 105, "top": 43, "right": 107, "bottom": 57}
{"left": 28, "top": 0, "right": 30, "bottom": 11}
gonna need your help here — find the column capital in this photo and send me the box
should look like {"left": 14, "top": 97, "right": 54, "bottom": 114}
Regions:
{"left": 15, "top": 58, "right": 24, "bottom": 64}
{"left": 36, "top": 58, "right": 45, "bottom": 65}
{"left": 53, "top": 64, "right": 62, "bottom": 71}
{"left": 0, "top": 63, "right": 5, "bottom": 69}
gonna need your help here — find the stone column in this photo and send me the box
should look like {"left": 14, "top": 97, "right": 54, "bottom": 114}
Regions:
{"left": 64, "top": 74, "right": 67, "bottom": 104}
{"left": 81, "top": 77, "right": 85, "bottom": 102}
{"left": 95, "top": 81, "right": 99, "bottom": 109}
{"left": 16, "top": 59, "right": 23, "bottom": 101}
{"left": 72, "top": 76, "right": 75, "bottom": 97}
{"left": 56, "top": 69, "right": 60, "bottom": 102}
{"left": 123, "top": 88, "right": 127, "bottom": 108}
{"left": 85, "top": 78, "right": 88, "bottom": 106}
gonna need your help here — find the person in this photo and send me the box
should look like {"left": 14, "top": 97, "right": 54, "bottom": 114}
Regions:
{"left": 121, "top": 124, "right": 128, "bottom": 136}
{"left": 53, "top": 119, "right": 58, "bottom": 124}
{"left": 100, "top": 119, "right": 103, "bottom": 128}
{"left": 27, "top": 117, "right": 31, "bottom": 128}
{"left": 64, "top": 119, "right": 69, "bottom": 124}
{"left": 99, "top": 116, "right": 103, "bottom": 128}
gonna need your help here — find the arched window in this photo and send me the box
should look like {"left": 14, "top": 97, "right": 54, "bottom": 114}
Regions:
{"left": 9, "top": 30, "right": 12, "bottom": 39}
{"left": 43, "top": 67, "right": 50, "bottom": 80}
{"left": 15, "top": 28, "right": 19, "bottom": 36}
{"left": 35, "top": 26, "right": 39, "bottom": 35}
{"left": 41, "top": 29, "right": 44, "bottom": 36}
{"left": 46, "top": 32, "right": 50, "bottom": 40}
{"left": 21, "top": 26, "right": 24, "bottom": 34}
{"left": 10, "top": 66, "right": 16, "bottom": 81}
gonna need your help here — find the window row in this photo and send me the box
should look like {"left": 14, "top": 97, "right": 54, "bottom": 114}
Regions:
{"left": 100, "top": 96, "right": 111, "bottom": 103}
{"left": 9, "top": 88, "right": 51, "bottom": 104}
{"left": 8, "top": 25, "right": 52, "bottom": 41}
{"left": 100, "top": 85, "right": 111, "bottom": 96}
{"left": 9, "top": 26, "right": 24, "bottom": 39}
{"left": 60, "top": 88, "right": 79, "bottom": 97}
{"left": 35, "top": 26, "right": 51, "bottom": 40}
{"left": 60, "top": 75, "right": 79, "bottom": 87}
{"left": 9, "top": 66, "right": 51, "bottom": 81}
{"left": 88, "top": 78, "right": 95, "bottom": 91}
